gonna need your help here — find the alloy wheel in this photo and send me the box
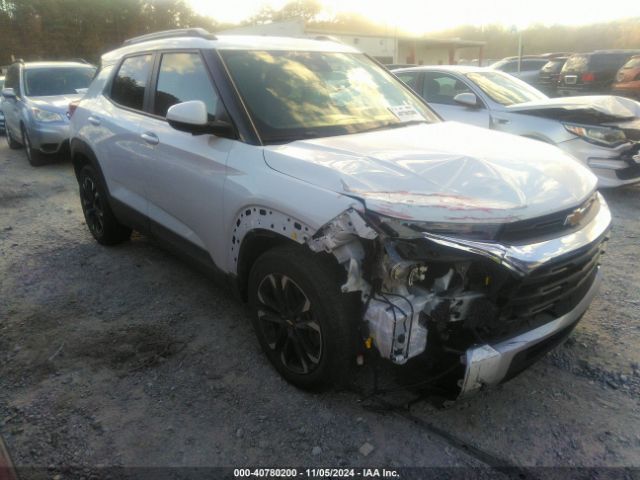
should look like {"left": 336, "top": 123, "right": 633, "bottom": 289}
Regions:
{"left": 80, "top": 176, "right": 105, "bottom": 236}
{"left": 256, "top": 273, "right": 323, "bottom": 375}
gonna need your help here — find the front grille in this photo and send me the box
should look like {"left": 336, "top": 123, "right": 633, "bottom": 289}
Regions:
{"left": 498, "top": 193, "right": 599, "bottom": 244}
{"left": 506, "top": 237, "right": 606, "bottom": 319}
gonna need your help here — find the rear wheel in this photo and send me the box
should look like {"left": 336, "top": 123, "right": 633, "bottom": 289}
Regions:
{"left": 248, "top": 245, "right": 358, "bottom": 390}
{"left": 6, "top": 127, "right": 21, "bottom": 149}
{"left": 78, "top": 165, "right": 131, "bottom": 245}
{"left": 22, "top": 128, "right": 45, "bottom": 166}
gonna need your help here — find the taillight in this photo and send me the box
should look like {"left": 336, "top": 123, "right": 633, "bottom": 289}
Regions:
{"left": 67, "top": 100, "right": 79, "bottom": 118}
{"left": 582, "top": 72, "right": 595, "bottom": 82}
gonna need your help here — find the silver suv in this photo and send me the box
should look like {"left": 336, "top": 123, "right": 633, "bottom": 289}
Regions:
{"left": 1, "top": 60, "right": 95, "bottom": 165}
{"left": 69, "top": 29, "right": 611, "bottom": 395}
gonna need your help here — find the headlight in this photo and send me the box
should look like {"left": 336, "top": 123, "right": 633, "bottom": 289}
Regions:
{"left": 375, "top": 215, "right": 502, "bottom": 241}
{"left": 564, "top": 123, "right": 627, "bottom": 147}
{"left": 406, "top": 221, "right": 502, "bottom": 241}
{"left": 32, "top": 107, "right": 64, "bottom": 123}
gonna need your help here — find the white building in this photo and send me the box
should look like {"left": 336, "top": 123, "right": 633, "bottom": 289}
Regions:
{"left": 220, "top": 20, "right": 485, "bottom": 66}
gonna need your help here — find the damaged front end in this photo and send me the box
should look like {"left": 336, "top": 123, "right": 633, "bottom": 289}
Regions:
{"left": 307, "top": 193, "right": 611, "bottom": 396}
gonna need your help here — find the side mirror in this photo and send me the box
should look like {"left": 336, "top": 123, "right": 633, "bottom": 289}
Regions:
{"left": 166, "top": 100, "right": 236, "bottom": 138}
{"left": 2, "top": 88, "right": 16, "bottom": 99}
{"left": 167, "top": 100, "right": 208, "bottom": 132}
{"left": 453, "top": 92, "right": 479, "bottom": 108}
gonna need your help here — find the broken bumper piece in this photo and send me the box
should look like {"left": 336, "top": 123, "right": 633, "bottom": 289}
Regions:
{"left": 459, "top": 266, "right": 602, "bottom": 396}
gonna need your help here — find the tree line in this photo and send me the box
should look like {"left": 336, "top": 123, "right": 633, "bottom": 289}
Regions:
{"left": 0, "top": 0, "right": 225, "bottom": 65}
{"left": 1, "top": 0, "right": 638, "bottom": 67}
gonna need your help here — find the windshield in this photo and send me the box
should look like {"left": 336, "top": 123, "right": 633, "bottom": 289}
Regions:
{"left": 24, "top": 67, "right": 96, "bottom": 97}
{"left": 466, "top": 71, "right": 548, "bottom": 106}
{"left": 220, "top": 50, "right": 438, "bottom": 143}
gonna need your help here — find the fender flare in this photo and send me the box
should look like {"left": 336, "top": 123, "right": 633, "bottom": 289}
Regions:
{"left": 229, "top": 205, "right": 316, "bottom": 274}
{"left": 70, "top": 138, "right": 108, "bottom": 185}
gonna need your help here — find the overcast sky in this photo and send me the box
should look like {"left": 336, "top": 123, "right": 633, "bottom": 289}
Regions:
{"left": 188, "top": 0, "right": 640, "bottom": 34}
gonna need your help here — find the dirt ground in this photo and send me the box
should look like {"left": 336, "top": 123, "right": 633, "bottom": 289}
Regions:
{"left": 1, "top": 139, "right": 639, "bottom": 478}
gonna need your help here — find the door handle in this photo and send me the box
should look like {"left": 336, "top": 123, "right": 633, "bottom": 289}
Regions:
{"left": 492, "top": 117, "right": 510, "bottom": 125}
{"left": 140, "top": 132, "right": 159, "bottom": 145}
{"left": 88, "top": 115, "right": 101, "bottom": 126}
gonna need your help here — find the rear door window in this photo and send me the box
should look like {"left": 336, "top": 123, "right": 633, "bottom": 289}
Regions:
{"left": 110, "top": 54, "right": 153, "bottom": 111}
{"left": 152, "top": 52, "right": 219, "bottom": 118}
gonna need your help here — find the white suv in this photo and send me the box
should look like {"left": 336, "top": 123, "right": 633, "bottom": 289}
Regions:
{"left": 70, "top": 29, "right": 611, "bottom": 395}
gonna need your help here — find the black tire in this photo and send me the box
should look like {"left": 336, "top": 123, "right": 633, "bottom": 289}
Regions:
{"left": 78, "top": 165, "right": 132, "bottom": 245}
{"left": 22, "top": 128, "right": 45, "bottom": 166}
{"left": 248, "top": 245, "right": 359, "bottom": 390}
{"left": 6, "top": 127, "right": 21, "bottom": 149}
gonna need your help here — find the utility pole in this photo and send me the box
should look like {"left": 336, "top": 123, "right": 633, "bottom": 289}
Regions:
{"left": 511, "top": 25, "right": 523, "bottom": 72}
{"left": 517, "top": 30, "right": 523, "bottom": 72}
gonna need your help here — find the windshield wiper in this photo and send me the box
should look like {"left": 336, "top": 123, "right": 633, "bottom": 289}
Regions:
{"left": 357, "top": 119, "right": 428, "bottom": 134}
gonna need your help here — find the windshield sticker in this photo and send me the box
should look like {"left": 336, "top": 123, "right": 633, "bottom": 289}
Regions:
{"left": 388, "top": 104, "right": 424, "bottom": 122}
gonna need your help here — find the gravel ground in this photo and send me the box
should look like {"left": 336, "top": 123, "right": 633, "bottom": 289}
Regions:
{"left": 1, "top": 139, "right": 639, "bottom": 478}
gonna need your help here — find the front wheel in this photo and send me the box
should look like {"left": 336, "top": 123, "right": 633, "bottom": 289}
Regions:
{"left": 78, "top": 165, "right": 132, "bottom": 245}
{"left": 248, "top": 245, "right": 359, "bottom": 390}
{"left": 22, "top": 128, "right": 45, "bottom": 166}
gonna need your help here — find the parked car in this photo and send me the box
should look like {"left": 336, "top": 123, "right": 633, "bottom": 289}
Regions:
{"left": 557, "top": 50, "right": 640, "bottom": 96}
{"left": 1, "top": 60, "right": 95, "bottom": 165}
{"left": 70, "top": 29, "right": 610, "bottom": 396}
{"left": 612, "top": 55, "right": 640, "bottom": 100}
{"left": 537, "top": 57, "right": 569, "bottom": 96}
{"left": 490, "top": 56, "right": 549, "bottom": 85}
{"left": 393, "top": 65, "right": 640, "bottom": 187}
{"left": 0, "top": 75, "right": 4, "bottom": 133}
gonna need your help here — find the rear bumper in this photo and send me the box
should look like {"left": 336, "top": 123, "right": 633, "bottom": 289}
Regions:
{"left": 459, "top": 266, "right": 602, "bottom": 396}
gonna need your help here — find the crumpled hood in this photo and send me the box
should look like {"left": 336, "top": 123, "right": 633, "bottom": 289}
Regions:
{"left": 506, "top": 95, "right": 640, "bottom": 120}
{"left": 263, "top": 122, "right": 597, "bottom": 223}
{"left": 29, "top": 94, "right": 83, "bottom": 115}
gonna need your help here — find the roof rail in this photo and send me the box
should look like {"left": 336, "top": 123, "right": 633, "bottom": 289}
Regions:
{"left": 123, "top": 28, "right": 216, "bottom": 46}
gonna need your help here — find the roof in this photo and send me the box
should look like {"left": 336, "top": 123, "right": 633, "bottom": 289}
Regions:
{"left": 304, "top": 28, "right": 485, "bottom": 47}
{"left": 101, "top": 34, "right": 357, "bottom": 65}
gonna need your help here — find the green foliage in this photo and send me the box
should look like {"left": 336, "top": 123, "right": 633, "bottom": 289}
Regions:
{"left": 0, "top": 0, "right": 220, "bottom": 65}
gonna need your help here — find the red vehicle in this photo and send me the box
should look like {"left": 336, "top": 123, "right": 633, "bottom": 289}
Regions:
{"left": 612, "top": 55, "right": 640, "bottom": 100}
